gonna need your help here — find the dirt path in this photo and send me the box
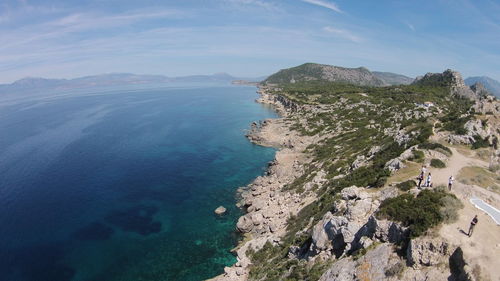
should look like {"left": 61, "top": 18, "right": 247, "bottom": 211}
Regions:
{"left": 429, "top": 147, "right": 500, "bottom": 281}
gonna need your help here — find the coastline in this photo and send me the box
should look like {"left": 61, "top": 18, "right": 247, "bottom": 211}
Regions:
{"left": 209, "top": 86, "right": 320, "bottom": 281}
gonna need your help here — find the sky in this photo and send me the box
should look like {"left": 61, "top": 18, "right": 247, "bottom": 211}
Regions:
{"left": 0, "top": 0, "right": 499, "bottom": 83}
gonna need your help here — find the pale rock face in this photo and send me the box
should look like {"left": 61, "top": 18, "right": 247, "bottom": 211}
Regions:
{"left": 407, "top": 237, "right": 452, "bottom": 268}
{"left": 319, "top": 243, "right": 397, "bottom": 281}
{"left": 385, "top": 158, "right": 406, "bottom": 172}
{"left": 236, "top": 214, "right": 253, "bottom": 233}
{"left": 464, "top": 119, "right": 489, "bottom": 139}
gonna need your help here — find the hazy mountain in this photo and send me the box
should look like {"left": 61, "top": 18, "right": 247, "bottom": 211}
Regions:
{"left": 465, "top": 76, "right": 500, "bottom": 98}
{"left": 264, "top": 63, "right": 385, "bottom": 86}
{"left": 0, "top": 72, "right": 256, "bottom": 95}
{"left": 373, "top": 71, "right": 414, "bottom": 85}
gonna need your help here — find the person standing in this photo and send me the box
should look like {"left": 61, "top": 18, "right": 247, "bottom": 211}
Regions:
{"left": 417, "top": 171, "right": 424, "bottom": 188}
{"left": 425, "top": 173, "right": 432, "bottom": 188}
{"left": 448, "top": 175, "right": 454, "bottom": 191}
{"left": 468, "top": 215, "right": 478, "bottom": 237}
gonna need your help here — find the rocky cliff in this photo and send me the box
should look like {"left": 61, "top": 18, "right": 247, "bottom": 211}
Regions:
{"left": 211, "top": 64, "right": 498, "bottom": 281}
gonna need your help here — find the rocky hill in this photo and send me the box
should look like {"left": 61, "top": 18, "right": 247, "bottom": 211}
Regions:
{"left": 212, "top": 64, "right": 499, "bottom": 281}
{"left": 264, "top": 63, "right": 386, "bottom": 86}
{"left": 465, "top": 76, "right": 500, "bottom": 98}
{"left": 373, "top": 71, "right": 414, "bottom": 85}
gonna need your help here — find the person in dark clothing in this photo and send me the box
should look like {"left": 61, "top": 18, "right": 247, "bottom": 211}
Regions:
{"left": 468, "top": 215, "right": 478, "bottom": 237}
{"left": 417, "top": 171, "right": 424, "bottom": 188}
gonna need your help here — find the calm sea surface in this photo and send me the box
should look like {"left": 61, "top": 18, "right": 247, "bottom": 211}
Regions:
{"left": 0, "top": 85, "right": 277, "bottom": 281}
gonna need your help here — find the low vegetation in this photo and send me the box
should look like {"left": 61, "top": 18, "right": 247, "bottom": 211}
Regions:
{"left": 408, "top": 149, "right": 425, "bottom": 162}
{"left": 457, "top": 166, "right": 500, "bottom": 194}
{"left": 396, "top": 180, "right": 416, "bottom": 191}
{"left": 376, "top": 190, "right": 462, "bottom": 238}
{"left": 430, "top": 158, "right": 446, "bottom": 168}
{"left": 418, "top": 142, "right": 452, "bottom": 156}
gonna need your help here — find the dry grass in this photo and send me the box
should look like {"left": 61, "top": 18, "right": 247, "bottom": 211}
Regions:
{"left": 387, "top": 161, "right": 421, "bottom": 185}
{"left": 456, "top": 166, "right": 500, "bottom": 195}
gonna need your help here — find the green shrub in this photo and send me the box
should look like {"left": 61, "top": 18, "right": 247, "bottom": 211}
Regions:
{"left": 418, "top": 142, "right": 452, "bottom": 156}
{"left": 430, "top": 158, "right": 446, "bottom": 168}
{"left": 376, "top": 190, "right": 461, "bottom": 237}
{"left": 471, "top": 135, "right": 490, "bottom": 150}
{"left": 396, "top": 180, "right": 416, "bottom": 191}
{"left": 408, "top": 150, "right": 425, "bottom": 162}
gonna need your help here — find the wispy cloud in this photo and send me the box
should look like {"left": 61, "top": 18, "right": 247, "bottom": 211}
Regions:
{"left": 405, "top": 22, "right": 415, "bottom": 31}
{"left": 223, "top": 0, "right": 278, "bottom": 10}
{"left": 301, "top": 0, "right": 341, "bottom": 13}
{"left": 323, "top": 26, "right": 360, "bottom": 42}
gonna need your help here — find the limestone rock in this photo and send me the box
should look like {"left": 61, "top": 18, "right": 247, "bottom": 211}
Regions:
{"left": 236, "top": 215, "right": 253, "bottom": 233}
{"left": 407, "top": 237, "right": 452, "bottom": 268}
{"left": 214, "top": 206, "right": 227, "bottom": 215}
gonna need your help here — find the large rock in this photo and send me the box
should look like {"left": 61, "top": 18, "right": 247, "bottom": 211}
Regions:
{"left": 407, "top": 237, "right": 452, "bottom": 268}
{"left": 236, "top": 215, "right": 253, "bottom": 233}
{"left": 214, "top": 206, "right": 227, "bottom": 215}
{"left": 319, "top": 243, "right": 397, "bottom": 281}
{"left": 368, "top": 216, "right": 409, "bottom": 244}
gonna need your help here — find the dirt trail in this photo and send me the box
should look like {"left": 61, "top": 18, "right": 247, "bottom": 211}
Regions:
{"left": 427, "top": 147, "right": 500, "bottom": 281}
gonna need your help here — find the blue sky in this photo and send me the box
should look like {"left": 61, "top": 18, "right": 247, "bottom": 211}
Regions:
{"left": 0, "top": 0, "right": 499, "bottom": 83}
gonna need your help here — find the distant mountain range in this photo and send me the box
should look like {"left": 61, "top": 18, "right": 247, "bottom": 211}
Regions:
{"left": 0, "top": 73, "right": 265, "bottom": 95}
{"left": 464, "top": 76, "right": 500, "bottom": 98}
{"left": 264, "top": 63, "right": 414, "bottom": 86}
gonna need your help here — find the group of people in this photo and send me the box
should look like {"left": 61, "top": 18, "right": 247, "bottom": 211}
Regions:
{"left": 416, "top": 165, "right": 478, "bottom": 237}
{"left": 417, "top": 166, "right": 433, "bottom": 188}
{"left": 417, "top": 165, "right": 455, "bottom": 191}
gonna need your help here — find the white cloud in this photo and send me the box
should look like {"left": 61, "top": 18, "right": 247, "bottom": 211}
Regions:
{"left": 301, "top": 0, "right": 341, "bottom": 13}
{"left": 323, "top": 26, "right": 360, "bottom": 42}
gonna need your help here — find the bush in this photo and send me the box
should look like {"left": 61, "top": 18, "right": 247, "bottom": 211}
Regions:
{"left": 376, "top": 190, "right": 461, "bottom": 237}
{"left": 418, "top": 142, "right": 452, "bottom": 156}
{"left": 408, "top": 150, "right": 425, "bottom": 162}
{"left": 440, "top": 195, "right": 463, "bottom": 224}
{"left": 396, "top": 180, "right": 416, "bottom": 191}
{"left": 471, "top": 135, "right": 490, "bottom": 150}
{"left": 430, "top": 158, "right": 446, "bottom": 168}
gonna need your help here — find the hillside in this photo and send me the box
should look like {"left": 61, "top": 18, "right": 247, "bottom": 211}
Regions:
{"left": 264, "top": 63, "right": 385, "bottom": 86}
{"left": 465, "top": 76, "right": 500, "bottom": 98}
{"left": 213, "top": 64, "right": 500, "bottom": 281}
{"left": 373, "top": 71, "right": 414, "bottom": 85}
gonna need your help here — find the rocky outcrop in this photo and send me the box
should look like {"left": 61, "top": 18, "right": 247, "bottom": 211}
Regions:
{"left": 413, "top": 69, "right": 478, "bottom": 100}
{"left": 319, "top": 243, "right": 401, "bottom": 281}
{"left": 470, "top": 82, "right": 491, "bottom": 97}
{"left": 407, "top": 237, "right": 452, "bottom": 267}
{"left": 307, "top": 186, "right": 408, "bottom": 259}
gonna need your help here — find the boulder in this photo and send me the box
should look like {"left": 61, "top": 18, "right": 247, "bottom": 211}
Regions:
{"left": 236, "top": 215, "right": 253, "bottom": 233}
{"left": 214, "top": 206, "right": 227, "bottom": 215}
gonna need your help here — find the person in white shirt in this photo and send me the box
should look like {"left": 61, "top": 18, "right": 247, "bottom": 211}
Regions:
{"left": 425, "top": 173, "right": 432, "bottom": 188}
{"left": 448, "top": 176, "right": 454, "bottom": 191}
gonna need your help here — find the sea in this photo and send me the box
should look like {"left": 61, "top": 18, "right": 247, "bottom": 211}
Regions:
{"left": 0, "top": 84, "right": 277, "bottom": 281}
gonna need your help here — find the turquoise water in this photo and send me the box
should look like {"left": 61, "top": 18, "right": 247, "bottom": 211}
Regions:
{"left": 0, "top": 85, "right": 277, "bottom": 281}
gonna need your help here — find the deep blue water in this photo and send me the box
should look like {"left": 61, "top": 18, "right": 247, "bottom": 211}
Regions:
{"left": 0, "top": 85, "right": 277, "bottom": 281}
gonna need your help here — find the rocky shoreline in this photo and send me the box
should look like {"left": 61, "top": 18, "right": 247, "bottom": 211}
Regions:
{"left": 209, "top": 86, "right": 318, "bottom": 280}
{"left": 209, "top": 78, "right": 500, "bottom": 281}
